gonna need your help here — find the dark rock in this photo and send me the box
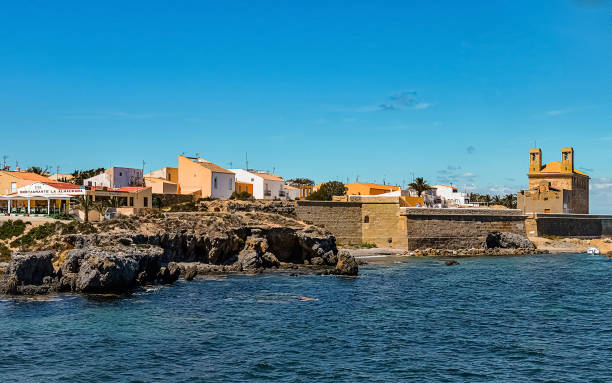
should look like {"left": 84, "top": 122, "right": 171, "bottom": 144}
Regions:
{"left": 6, "top": 251, "right": 55, "bottom": 285}
{"left": 334, "top": 250, "right": 358, "bottom": 276}
{"left": 76, "top": 253, "right": 140, "bottom": 293}
{"left": 237, "top": 250, "right": 280, "bottom": 270}
{"left": 484, "top": 232, "right": 535, "bottom": 250}
{"left": 445, "top": 260, "right": 459, "bottom": 266}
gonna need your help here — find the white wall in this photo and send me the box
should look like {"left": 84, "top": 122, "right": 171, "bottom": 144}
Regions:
{"left": 84, "top": 172, "right": 111, "bottom": 187}
{"left": 434, "top": 185, "right": 468, "bottom": 206}
{"left": 262, "top": 180, "right": 285, "bottom": 200}
{"left": 286, "top": 187, "right": 300, "bottom": 200}
{"left": 211, "top": 172, "right": 235, "bottom": 199}
{"left": 231, "top": 169, "right": 262, "bottom": 198}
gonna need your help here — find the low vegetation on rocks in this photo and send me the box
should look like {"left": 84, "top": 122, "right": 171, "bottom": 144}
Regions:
{"left": 0, "top": 208, "right": 358, "bottom": 295}
{"left": 0, "top": 220, "right": 30, "bottom": 240}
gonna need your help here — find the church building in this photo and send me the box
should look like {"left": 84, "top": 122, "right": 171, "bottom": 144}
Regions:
{"left": 517, "top": 147, "right": 589, "bottom": 214}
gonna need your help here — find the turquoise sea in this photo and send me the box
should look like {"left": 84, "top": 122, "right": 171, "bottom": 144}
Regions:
{"left": 1, "top": 253, "right": 612, "bottom": 382}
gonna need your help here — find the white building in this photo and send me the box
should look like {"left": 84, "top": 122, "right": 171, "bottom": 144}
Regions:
{"left": 231, "top": 169, "right": 287, "bottom": 199}
{"left": 0, "top": 181, "right": 84, "bottom": 216}
{"left": 84, "top": 167, "right": 144, "bottom": 188}
{"left": 284, "top": 185, "right": 301, "bottom": 200}
{"left": 433, "top": 184, "right": 469, "bottom": 206}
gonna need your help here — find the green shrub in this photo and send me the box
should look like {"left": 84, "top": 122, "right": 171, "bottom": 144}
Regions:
{"left": 0, "top": 242, "right": 10, "bottom": 262}
{"left": 167, "top": 201, "right": 198, "bottom": 212}
{"left": 60, "top": 221, "right": 98, "bottom": 235}
{"left": 10, "top": 222, "right": 58, "bottom": 249}
{"left": 230, "top": 191, "right": 253, "bottom": 200}
{"left": 360, "top": 242, "right": 377, "bottom": 249}
{"left": 0, "top": 220, "right": 29, "bottom": 240}
{"left": 48, "top": 213, "right": 73, "bottom": 220}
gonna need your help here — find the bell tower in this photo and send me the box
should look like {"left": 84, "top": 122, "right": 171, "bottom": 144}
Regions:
{"left": 529, "top": 148, "right": 542, "bottom": 173}
{"left": 561, "top": 147, "right": 574, "bottom": 173}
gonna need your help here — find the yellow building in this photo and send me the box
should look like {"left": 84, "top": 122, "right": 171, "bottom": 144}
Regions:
{"left": 235, "top": 181, "right": 254, "bottom": 195}
{"left": 518, "top": 147, "right": 590, "bottom": 214}
{"left": 0, "top": 170, "right": 52, "bottom": 195}
{"left": 177, "top": 155, "right": 235, "bottom": 199}
{"left": 346, "top": 182, "right": 401, "bottom": 196}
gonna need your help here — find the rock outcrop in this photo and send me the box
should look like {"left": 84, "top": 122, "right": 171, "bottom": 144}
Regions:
{"left": 334, "top": 250, "right": 358, "bottom": 276}
{"left": 6, "top": 251, "right": 54, "bottom": 285}
{"left": 484, "top": 232, "right": 536, "bottom": 250}
{"left": 0, "top": 211, "right": 358, "bottom": 295}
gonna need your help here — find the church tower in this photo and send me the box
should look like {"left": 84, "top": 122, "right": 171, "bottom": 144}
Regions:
{"left": 561, "top": 147, "right": 574, "bottom": 173}
{"left": 529, "top": 148, "right": 542, "bottom": 173}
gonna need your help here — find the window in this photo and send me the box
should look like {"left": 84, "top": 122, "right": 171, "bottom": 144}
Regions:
{"left": 119, "top": 172, "right": 123, "bottom": 176}
{"left": 88, "top": 181, "right": 92, "bottom": 186}
{"left": 11, "top": 182, "right": 17, "bottom": 192}
{"left": 129, "top": 197, "right": 134, "bottom": 207}
{"left": 531, "top": 153, "right": 537, "bottom": 161}
{"left": 563, "top": 153, "right": 569, "bottom": 161}
{"left": 229, "top": 178, "right": 233, "bottom": 190}
{"left": 364, "top": 216, "right": 369, "bottom": 223}
{"left": 143, "top": 197, "right": 148, "bottom": 207}
{"left": 214, "top": 177, "right": 218, "bottom": 189}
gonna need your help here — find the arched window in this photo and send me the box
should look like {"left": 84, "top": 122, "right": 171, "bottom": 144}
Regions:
{"left": 214, "top": 177, "right": 218, "bottom": 189}
{"left": 364, "top": 215, "right": 369, "bottom": 223}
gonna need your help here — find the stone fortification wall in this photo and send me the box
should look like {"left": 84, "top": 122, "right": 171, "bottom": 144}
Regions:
{"left": 402, "top": 208, "right": 527, "bottom": 250}
{"left": 297, "top": 201, "right": 529, "bottom": 250}
{"left": 296, "top": 201, "right": 363, "bottom": 246}
{"left": 529, "top": 214, "right": 612, "bottom": 238}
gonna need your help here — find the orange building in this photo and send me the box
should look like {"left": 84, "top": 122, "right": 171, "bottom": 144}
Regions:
{"left": 346, "top": 182, "right": 401, "bottom": 196}
{"left": 0, "top": 170, "right": 52, "bottom": 195}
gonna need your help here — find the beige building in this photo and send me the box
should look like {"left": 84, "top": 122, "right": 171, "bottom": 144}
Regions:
{"left": 178, "top": 155, "right": 235, "bottom": 199}
{"left": 518, "top": 147, "right": 590, "bottom": 214}
{"left": 144, "top": 167, "right": 179, "bottom": 194}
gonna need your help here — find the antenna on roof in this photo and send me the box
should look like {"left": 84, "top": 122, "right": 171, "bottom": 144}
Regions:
{"left": 229, "top": 161, "right": 233, "bottom": 169}
{"left": 356, "top": 175, "right": 359, "bottom": 182}
{"left": 245, "top": 152, "right": 249, "bottom": 171}
{"left": 272, "top": 166, "right": 275, "bottom": 174}
{"left": 195, "top": 152, "right": 199, "bottom": 158}
{"left": 2, "top": 155, "right": 7, "bottom": 170}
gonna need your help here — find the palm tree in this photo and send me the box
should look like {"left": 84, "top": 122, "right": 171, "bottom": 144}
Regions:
{"left": 74, "top": 195, "right": 94, "bottom": 223}
{"left": 408, "top": 177, "right": 431, "bottom": 197}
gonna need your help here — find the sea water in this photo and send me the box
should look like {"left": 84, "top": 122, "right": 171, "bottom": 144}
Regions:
{"left": 1, "top": 253, "right": 612, "bottom": 382}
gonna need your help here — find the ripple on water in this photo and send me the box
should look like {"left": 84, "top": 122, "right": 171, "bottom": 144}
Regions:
{"left": 1, "top": 253, "right": 612, "bottom": 382}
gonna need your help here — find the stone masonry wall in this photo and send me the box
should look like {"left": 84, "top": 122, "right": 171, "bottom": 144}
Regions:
{"left": 531, "top": 214, "right": 612, "bottom": 238}
{"left": 402, "top": 208, "right": 527, "bottom": 250}
{"left": 362, "top": 201, "right": 407, "bottom": 248}
{"left": 296, "top": 201, "right": 363, "bottom": 246}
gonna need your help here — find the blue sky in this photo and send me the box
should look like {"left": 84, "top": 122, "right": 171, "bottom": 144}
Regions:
{"left": 1, "top": 1, "right": 611, "bottom": 211}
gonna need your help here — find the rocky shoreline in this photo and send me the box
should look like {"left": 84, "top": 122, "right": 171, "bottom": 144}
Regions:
{"left": 0, "top": 211, "right": 358, "bottom": 296}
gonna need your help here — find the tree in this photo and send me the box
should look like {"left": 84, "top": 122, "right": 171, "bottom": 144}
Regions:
{"left": 306, "top": 181, "right": 346, "bottom": 201}
{"left": 408, "top": 177, "right": 431, "bottom": 197}
{"left": 74, "top": 195, "right": 94, "bottom": 223}
{"left": 71, "top": 168, "right": 105, "bottom": 186}
{"left": 92, "top": 200, "right": 110, "bottom": 221}
{"left": 286, "top": 178, "right": 315, "bottom": 186}
{"left": 27, "top": 166, "right": 49, "bottom": 176}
